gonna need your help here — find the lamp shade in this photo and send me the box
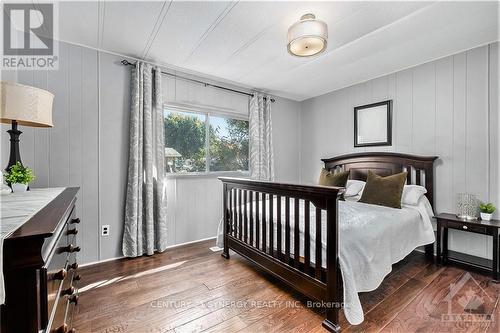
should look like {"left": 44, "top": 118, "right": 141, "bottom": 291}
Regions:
{"left": 287, "top": 13, "right": 328, "bottom": 57}
{"left": 0, "top": 81, "right": 54, "bottom": 127}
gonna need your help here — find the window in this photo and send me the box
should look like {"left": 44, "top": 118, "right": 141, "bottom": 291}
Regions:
{"left": 164, "top": 108, "right": 249, "bottom": 174}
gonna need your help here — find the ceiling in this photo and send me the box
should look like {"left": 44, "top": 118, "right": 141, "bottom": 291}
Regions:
{"left": 30, "top": 1, "right": 500, "bottom": 100}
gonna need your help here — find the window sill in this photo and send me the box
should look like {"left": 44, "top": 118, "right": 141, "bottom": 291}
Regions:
{"left": 166, "top": 171, "right": 250, "bottom": 180}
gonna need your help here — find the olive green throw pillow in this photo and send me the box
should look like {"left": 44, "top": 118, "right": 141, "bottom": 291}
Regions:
{"left": 359, "top": 171, "right": 407, "bottom": 209}
{"left": 318, "top": 169, "right": 350, "bottom": 187}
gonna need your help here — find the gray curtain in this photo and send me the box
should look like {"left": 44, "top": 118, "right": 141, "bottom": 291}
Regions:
{"left": 249, "top": 93, "right": 274, "bottom": 181}
{"left": 123, "top": 62, "right": 167, "bottom": 257}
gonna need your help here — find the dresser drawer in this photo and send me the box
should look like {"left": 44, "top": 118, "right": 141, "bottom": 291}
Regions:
{"left": 446, "top": 220, "right": 487, "bottom": 234}
{"left": 49, "top": 285, "right": 69, "bottom": 333}
{"left": 48, "top": 266, "right": 78, "bottom": 333}
{"left": 45, "top": 235, "right": 71, "bottom": 319}
{"left": 42, "top": 210, "right": 80, "bottom": 328}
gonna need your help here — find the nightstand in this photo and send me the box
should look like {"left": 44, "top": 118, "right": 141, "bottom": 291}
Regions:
{"left": 436, "top": 213, "right": 500, "bottom": 282}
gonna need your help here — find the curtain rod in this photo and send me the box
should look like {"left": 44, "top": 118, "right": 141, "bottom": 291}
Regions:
{"left": 121, "top": 60, "right": 275, "bottom": 103}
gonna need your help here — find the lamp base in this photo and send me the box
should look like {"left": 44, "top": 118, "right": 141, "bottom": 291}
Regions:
{"left": 5, "top": 120, "right": 22, "bottom": 172}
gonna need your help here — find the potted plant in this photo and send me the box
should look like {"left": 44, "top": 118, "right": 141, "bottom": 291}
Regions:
{"left": 4, "top": 162, "right": 35, "bottom": 193}
{"left": 479, "top": 202, "right": 496, "bottom": 221}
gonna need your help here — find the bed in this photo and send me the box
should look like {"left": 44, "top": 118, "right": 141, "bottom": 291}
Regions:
{"left": 219, "top": 152, "right": 438, "bottom": 332}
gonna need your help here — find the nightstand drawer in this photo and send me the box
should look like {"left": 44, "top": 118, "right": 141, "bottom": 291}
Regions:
{"left": 446, "top": 220, "right": 487, "bottom": 234}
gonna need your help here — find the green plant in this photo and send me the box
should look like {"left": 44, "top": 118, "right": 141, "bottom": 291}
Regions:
{"left": 479, "top": 202, "right": 496, "bottom": 214}
{"left": 4, "top": 162, "right": 35, "bottom": 185}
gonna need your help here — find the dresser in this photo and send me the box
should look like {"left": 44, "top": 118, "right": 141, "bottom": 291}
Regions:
{"left": 0, "top": 187, "right": 81, "bottom": 333}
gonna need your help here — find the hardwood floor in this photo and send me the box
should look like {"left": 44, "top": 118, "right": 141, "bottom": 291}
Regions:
{"left": 73, "top": 240, "right": 500, "bottom": 333}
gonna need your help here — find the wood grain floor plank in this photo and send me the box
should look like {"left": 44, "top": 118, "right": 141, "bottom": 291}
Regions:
{"left": 73, "top": 241, "right": 498, "bottom": 333}
{"left": 345, "top": 265, "right": 446, "bottom": 332}
{"left": 381, "top": 266, "right": 465, "bottom": 332}
{"left": 82, "top": 276, "right": 268, "bottom": 332}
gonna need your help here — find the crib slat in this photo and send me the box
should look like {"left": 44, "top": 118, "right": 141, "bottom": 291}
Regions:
{"left": 232, "top": 189, "right": 237, "bottom": 238}
{"left": 304, "top": 200, "right": 311, "bottom": 275}
{"left": 262, "top": 193, "right": 267, "bottom": 253}
{"left": 277, "top": 195, "right": 282, "bottom": 260}
{"left": 294, "top": 199, "right": 300, "bottom": 269}
{"left": 256, "top": 192, "right": 260, "bottom": 250}
{"left": 315, "top": 207, "right": 322, "bottom": 280}
{"left": 416, "top": 169, "right": 421, "bottom": 186}
{"left": 229, "top": 189, "right": 233, "bottom": 237}
{"left": 238, "top": 189, "right": 243, "bottom": 240}
{"left": 407, "top": 167, "right": 412, "bottom": 185}
{"left": 269, "top": 195, "right": 274, "bottom": 256}
{"left": 285, "top": 197, "right": 291, "bottom": 265}
{"left": 243, "top": 190, "right": 248, "bottom": 243}
{"left": 249, "top": 191, "right": 254, "bottom": 246}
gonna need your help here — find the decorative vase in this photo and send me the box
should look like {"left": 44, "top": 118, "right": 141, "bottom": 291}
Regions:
{"left": 11, "top": 183, "right": 28, "bottom": 193}
{"left": 480, "top": 212, "right": 492, "bottom": 221}
{"left": 456, "top": 193, "right": 479, "bottom": 220}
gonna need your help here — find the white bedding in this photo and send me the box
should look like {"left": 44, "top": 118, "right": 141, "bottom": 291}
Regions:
{"left": 217, "top": 197, "right": 435, "bottom": 325}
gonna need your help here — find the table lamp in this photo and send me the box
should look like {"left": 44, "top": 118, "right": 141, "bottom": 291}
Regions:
{"left": 0, "top": 81, "right": 54, "bottom": 171}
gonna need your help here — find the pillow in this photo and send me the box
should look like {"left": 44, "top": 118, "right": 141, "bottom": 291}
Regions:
{"left": 359, "top": 171, "right": 407, "bottom": 209}
{"left": 318, "top": 169, "right": 349, "bottom": 187}
{"left": 402, "top": 185, "right": 427, "bottom": 206}
{"left": 345, "top": 180, "right": 365, "bottom": 197}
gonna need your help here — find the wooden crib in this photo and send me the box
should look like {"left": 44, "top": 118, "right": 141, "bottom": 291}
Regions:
{"left": 219, "top": 152, "right": 437, "bottom": 332}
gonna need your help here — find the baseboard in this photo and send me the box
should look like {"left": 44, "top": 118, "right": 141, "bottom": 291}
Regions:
{"left": 79, "top": 236, "right": 217, "bottom": 268}
{"left": 79, "top": 255, "right": 125, "bottom": 268}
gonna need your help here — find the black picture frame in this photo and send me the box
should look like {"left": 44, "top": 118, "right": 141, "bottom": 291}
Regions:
{"left": 354, "top": 100, "right": 392, "bottom": 147}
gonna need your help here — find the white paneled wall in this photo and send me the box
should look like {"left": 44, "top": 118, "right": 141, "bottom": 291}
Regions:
{"left": 0, "top": 40, "right": 301, "bottom": 264}
{"left": 1, "top": 43, "right": 101, "bottom": 263}
{"left": 300, "top": 43, "right": 500, "bottom": 260}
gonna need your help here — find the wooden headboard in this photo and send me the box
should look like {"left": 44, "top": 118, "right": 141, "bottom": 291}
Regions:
{"left": 322, "top": 152, "right": 438, "bottom": 208}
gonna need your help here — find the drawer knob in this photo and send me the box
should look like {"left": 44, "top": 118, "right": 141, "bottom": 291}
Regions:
{"left": 69, "top": 294, "right": 79, "bottom": 305}
{"left": 69, "top": 262, "right": 79, "bottom": 270}
{"left": 52, "top": 268, "right": 67, "bottom": 281}
{"left": 73, "top": 274, "right": 81, "bottom": 281}
{"left": 61, "top": 286, "right": 75, "bottom": 296}
{"left": 67, "top": 228, "right": 78, "bottom": 235}
{"left": 463, "top": 225, "right": 468, "bottom": 230}
{"left": 61, "top": 244, "right": 81, "bottom": 253}
{"left": 71, "top": 218, "right": 81, "bottom": 224}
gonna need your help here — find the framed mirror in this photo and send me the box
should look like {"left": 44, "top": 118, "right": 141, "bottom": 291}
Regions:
{"left": 354, "top": 100, "right": 392, "bottom": 147}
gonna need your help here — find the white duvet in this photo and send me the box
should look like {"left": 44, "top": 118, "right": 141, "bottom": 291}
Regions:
{"left": 217, "top": 197, "right": 435, "bottom": 325}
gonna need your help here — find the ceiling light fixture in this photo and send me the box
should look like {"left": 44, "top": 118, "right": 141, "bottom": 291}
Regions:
{"left": 287, "top": 13, "right": 328, "bottom": 57}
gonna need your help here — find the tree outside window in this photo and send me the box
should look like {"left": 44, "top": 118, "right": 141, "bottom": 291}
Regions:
{"left": 164, "top": 109, "right": 249, "bottom": 174}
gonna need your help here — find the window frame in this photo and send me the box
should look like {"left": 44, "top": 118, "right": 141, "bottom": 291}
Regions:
{"left": 164, "top": 103, "right": 250, "bottom": 178}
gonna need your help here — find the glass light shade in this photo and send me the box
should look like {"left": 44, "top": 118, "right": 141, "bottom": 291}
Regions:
{"left": 287, "top": 14, "right": 328, "bottom": 57}
{"left": 0, "top": 81, "right": 54, "bottom": 127}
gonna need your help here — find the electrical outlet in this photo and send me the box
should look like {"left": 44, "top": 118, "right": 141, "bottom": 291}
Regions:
{"left": 101, "top": 225, "right": 110, "bottom": 236}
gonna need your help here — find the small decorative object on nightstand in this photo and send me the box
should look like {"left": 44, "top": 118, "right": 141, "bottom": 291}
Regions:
{"left": 436, "top": 213, "right": 500, "bottom": 282}
{"left": 456, "top": 193, "right": 479, "bottom": 220}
